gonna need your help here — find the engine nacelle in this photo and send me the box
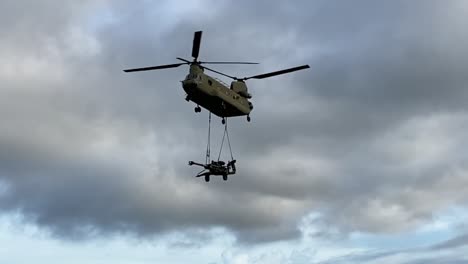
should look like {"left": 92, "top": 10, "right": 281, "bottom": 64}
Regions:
{"left": 230, "top": 81, "right": 251, "bottom": 98}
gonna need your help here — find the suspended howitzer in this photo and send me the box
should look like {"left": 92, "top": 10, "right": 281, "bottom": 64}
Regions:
{"left": 188, "top": 159, "right": 236, "bottom": 182}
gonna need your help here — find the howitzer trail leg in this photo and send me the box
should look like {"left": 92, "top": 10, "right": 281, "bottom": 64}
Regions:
{"left": 189, "top": 161, "right": 205, "bottom": 167}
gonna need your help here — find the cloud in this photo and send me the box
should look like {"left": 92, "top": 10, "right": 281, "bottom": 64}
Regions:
{"left": 1, "top": 0, "right": 468, "bottom": 248}
{"left": 431, "top": 233, "right": 468, "bottom": 251}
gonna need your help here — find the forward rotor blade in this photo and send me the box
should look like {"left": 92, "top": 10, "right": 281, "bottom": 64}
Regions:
{"left": 123, "top": 63, "right": 187, "bottom": 72}
{"left": 192, "top": 31, "right": 202, "bottom": 59}
{"left": 202, "top": 66, "right": 236, "bottom": 80}
{"left": 199, "top": 61, "right": 259, "bottom": 65}
{"left": 177, "top": 56, "right": 258, "bottom": 65}
{"left": 176, "top": 57, "right": 191, "bottom": 63}
{"left": 244, "top": 65, "right": 310, "bottom": 80}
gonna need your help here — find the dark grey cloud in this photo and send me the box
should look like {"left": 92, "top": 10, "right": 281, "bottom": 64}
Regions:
{"left": 316, "top": 238, "right": 468, "bottom": 264}
{"left": 320, "top": 250, "right": 468, "bottom": 264}
{"left": 1, "top": 0, "right": 468, "bottom": 249}
{"left": 402, "top": 256, "right": 468, "bottom": 264}
{"left": 431, "top": 233, "right": 468, "bottom": 250}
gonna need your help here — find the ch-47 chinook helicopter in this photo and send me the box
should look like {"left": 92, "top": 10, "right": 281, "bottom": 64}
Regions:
{"left": 123, "top": 31, "right": 310, "bottom": 123}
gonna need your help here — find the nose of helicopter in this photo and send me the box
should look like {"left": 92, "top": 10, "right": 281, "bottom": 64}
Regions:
{"left": 182, "top": 79, "right": 198, "bottom": 92}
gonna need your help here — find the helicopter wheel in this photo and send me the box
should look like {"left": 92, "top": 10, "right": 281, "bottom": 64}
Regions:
{"left": 222, "top": 118, "right": 226, "bottom": 125}
{"left": 247, "top": 115, "right": 251, "bottom": 122}
{"left": 223, "top": 174, "right": 228, "bottom": 181}
{"left": 205, "top": 175, "right": 210, "bottom": 182}
{"left": 194, "top": 106, "right": 201, "bottom": 113}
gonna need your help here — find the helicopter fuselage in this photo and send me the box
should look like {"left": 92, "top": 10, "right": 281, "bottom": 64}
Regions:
{"left": 182, "top": 65, "right": 253, "bottom": 118}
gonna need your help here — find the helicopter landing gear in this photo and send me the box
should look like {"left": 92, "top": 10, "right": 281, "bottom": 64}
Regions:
{"left": 247, "top": 115, "right": 251, "bottom": 122}
{"left": 185, "top": 95, "right": 191, "bottom": 102}
{"left": 194, "top": 106, "right": 201, "bottom": 113}
{"left": 223, "top": 174, "right": 228, "bottom": 181}
{"left": 205, "top": 175, "right": 210, "bottom": 182}
{"left": 222, "top": 118, "right": 226, "bottom": 125}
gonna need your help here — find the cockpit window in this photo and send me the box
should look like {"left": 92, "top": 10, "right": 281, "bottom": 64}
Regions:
{"left": 186, "top": 73, "right": 198, "bottom": 80}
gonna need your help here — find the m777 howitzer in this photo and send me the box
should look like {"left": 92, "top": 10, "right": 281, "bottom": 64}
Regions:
{"left": 188, "top": 160, "right": 236, "bottom": 182}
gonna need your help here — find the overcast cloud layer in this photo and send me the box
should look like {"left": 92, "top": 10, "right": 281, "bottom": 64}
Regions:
{"left": 1, "top": 1, "right": 468, "bottom": 260}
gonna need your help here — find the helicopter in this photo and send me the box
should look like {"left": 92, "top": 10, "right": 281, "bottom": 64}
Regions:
{"left": 123, "top": 31, "right": 310, "bottom": 123}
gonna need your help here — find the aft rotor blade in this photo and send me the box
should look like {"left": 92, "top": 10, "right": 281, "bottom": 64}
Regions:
{"left": 192, "top": 31, "right": 202, "bottom": 59}
{"left": 202, "top": 66, "right": 236, "bottom": 80}
{"left": 123, "top": 63, "right": 187, "bottom": 72}
{"left": 199, "top": 61, "right": 259, "bottom": 65}
{"left": 244, "top": 65, "right": 310, "bottom": 80}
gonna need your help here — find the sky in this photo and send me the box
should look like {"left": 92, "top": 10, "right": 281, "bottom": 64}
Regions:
{"left": 1, "top": 0, "right": 468, "bottom": 263}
